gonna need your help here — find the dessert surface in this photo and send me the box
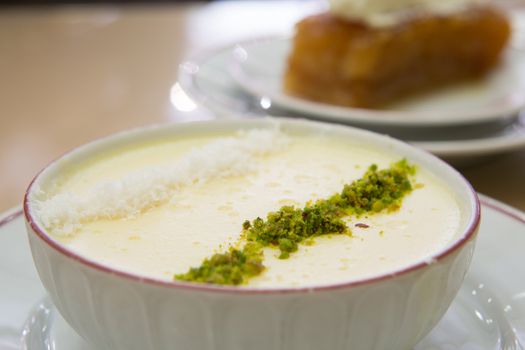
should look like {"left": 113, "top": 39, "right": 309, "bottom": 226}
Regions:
{"left": 32, "top": 130, "right": 461, "bottom": 288}
{"left": 176, "top": 160, "right": 417, "bottom": 285}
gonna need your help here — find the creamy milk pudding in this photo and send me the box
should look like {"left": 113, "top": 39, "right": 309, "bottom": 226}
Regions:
{"left": 30, "top": 128, "right": 461, "bottom": 288}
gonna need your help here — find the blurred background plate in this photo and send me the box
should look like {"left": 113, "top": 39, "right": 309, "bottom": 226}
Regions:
{"left": 229, "top": 37, "right": 525, "bottom": 128}
{"left": 178, "top": 43, "right": 525, "bottom": 165}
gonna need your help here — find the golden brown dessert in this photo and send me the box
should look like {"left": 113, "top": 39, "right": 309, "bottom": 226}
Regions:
{"left": 283, "top": 6, "right": 511, "bottom": 109}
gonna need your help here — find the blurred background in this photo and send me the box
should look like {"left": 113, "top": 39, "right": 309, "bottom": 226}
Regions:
{"left": 0, "top": 0, "right": 323, "bottom": 213}
{"left": 2, "top": 0, "right": 208, "bottom": 4}
{"left": 0, "top": 0, "right": 524, "bottom": 213}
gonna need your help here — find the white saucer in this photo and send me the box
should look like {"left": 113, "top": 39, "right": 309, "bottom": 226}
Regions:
{"left": 229, "top": 36, "right": 525, "bottom": 128}
{"left": 1, "top": 195, "right": 525, "bottom": 349}
{"left": 413, "top": 112, "right": 525, "bottom": 159}
{"left": 178, "top": 42, "right": 525, "bottom": 165}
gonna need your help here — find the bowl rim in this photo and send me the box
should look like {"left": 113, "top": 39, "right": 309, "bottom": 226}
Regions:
{"left": 23, "top": 118, "right": 481, "bottom": 295}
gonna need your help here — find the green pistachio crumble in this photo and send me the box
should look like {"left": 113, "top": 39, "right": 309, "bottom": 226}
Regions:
{"left": 174, "top": 243, "right": 264, "bottom": 285}
{"left": 175, "top": 159, "right": 416, "bottom": 286}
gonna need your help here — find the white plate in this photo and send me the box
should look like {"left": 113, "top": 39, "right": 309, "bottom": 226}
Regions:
{"left": 229, "top": 36, "right": 525, "bottom": 128}
{"left": 1, "top": 195, "right": 525, "bottom": 349}
{"left": 178, "top": 42, "right": 525, "bottom": 165}
{"left": 414, "top": 112, "right": 525, "bottom": 158}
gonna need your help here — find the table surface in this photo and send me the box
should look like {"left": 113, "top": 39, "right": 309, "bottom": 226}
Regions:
{"left": 0, "top": 0, "right": 524, "bottom": 213}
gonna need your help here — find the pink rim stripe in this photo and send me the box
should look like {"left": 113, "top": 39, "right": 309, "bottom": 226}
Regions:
{"left": 0, "top": 209, "right": 22, "bottom": 227}
{"left": 481, "top": 199, "right": 525, "bottom": 224}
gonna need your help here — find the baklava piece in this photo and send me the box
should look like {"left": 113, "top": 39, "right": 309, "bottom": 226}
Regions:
{"left": 283, "top": 5, "right": 511, "bottom": 108}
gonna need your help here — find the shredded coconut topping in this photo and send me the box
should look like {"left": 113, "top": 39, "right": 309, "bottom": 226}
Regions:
{"left": 32, "top": 128, "right": 290, "bottom": 236}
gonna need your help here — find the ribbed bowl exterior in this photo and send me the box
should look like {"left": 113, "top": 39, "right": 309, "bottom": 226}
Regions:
{"left": 27, "top": 221, "right": 477, "bottom": 350}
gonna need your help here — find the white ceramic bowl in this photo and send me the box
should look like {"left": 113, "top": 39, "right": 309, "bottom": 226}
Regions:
{"left": 24, "top": 118, "right": 480, "bottom": 350}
